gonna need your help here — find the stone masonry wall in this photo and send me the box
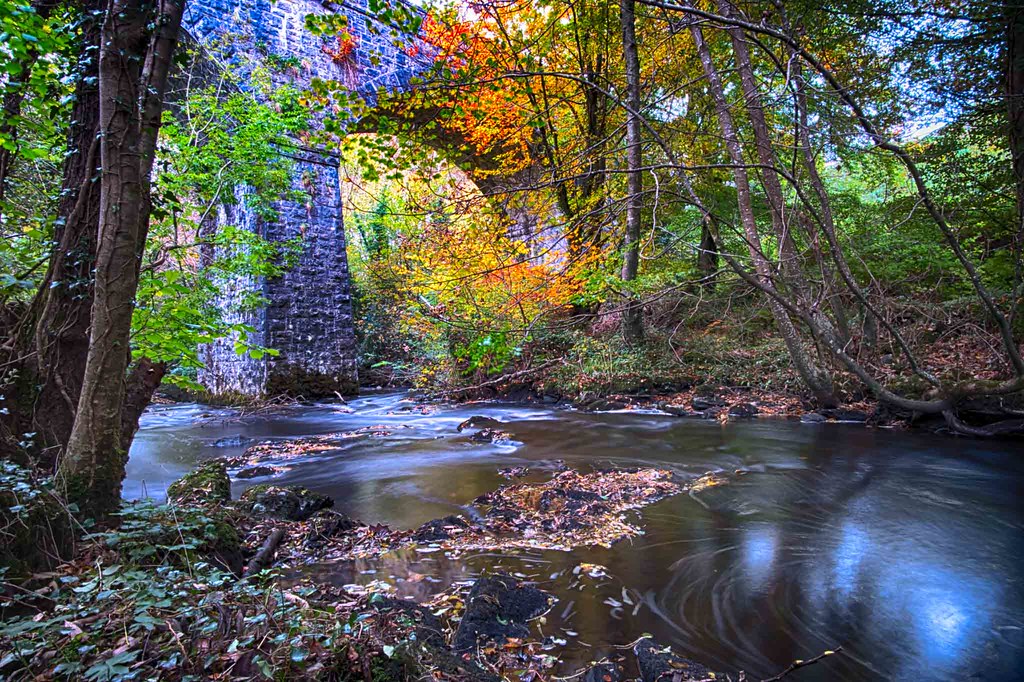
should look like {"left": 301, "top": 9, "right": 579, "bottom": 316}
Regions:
{"left": 263, "top": 147, "right": 358, "bottom": 396}
{"left": 187, "top": 0, "right": 426, "bottom": 397}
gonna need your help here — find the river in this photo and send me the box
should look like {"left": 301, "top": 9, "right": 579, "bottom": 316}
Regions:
{"left": 126, "top": 392, "right": 1024, "bottom": 681}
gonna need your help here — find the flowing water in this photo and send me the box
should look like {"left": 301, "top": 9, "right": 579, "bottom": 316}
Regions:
{"left": 127, "top": 392, "right": 1024, "bottom": 681}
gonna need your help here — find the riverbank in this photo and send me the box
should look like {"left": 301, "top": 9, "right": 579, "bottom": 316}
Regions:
{"left": 0, "top": 459, "right": 745, "bottom": 681}
{"left": 353, "top": 295, "right": 1024, "bottom": 438}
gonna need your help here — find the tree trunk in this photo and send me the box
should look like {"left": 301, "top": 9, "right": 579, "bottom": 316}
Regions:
{"left": 697, "top": 222, "right": 718, "bottom": 287}
{"left": 0, "top": 0, "right": 104, "bottom": 469}
{"left": 689, "top": 21, "right": 837, "bottom": 406}
{"left": 121, "top": 358, "right": 167, "bottom": 447}
{"left": 620, "top": 0, "right": 644, "bottom": 344}
{"left": 1006, "top": 0, "right": 1024, "bottom": 320}
{"left": 58, "top": 0, "right": 184, "bottom": 521}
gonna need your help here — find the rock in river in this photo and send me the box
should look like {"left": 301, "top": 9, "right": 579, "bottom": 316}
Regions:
{"left": 235, "top": 465, "right": 278, "bottom": 479}
{"left": 209, "top": 434, "right": 254, "bottom": 448}
{"left": 453, "top": 574, "right": 552, "bottom": 653}
{"left": 633, "top": 638, "right": 712, "bottom": 682}
{"left": 457, "top": 415, "right": 504, "bottom": 432}
{"left": 239, "top": 484, "right": 333, "bottom": 521}
{"left": 166, "top": 460, "right": 231, "bottom": 506}
{"left": 727, "top": 402, "right": 760, "bottom": 418}
{"left": 691, "top": 396, "right": 727, "bottom": 411}
{"left": 468, "top": 428, "right": 514, "bottom": 444}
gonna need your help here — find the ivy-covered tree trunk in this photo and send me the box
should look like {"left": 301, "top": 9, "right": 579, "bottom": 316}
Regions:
{"left": 57, "top": 0, "right": 184, "bottom": 521}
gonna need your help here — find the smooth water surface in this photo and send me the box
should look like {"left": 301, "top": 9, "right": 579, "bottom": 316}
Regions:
{"left": 127, "top": 393, "right": 1024, "bottom": 681}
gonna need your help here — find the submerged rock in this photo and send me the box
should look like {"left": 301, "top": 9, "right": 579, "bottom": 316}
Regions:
{"left": 453, "top": 574, "right": 552, "bottom": 653}
{"left": 166, "top": 460, "right": 231, "bottom": 506}
{"left": 498, "top": 466, "right": 530, "bottom": 479}
{"left": 458, "top": 416, "right": 503, "bottom": 432}
{"left": 584, "top": 398, "right": 628, "bottom": 412}
{"left": 583, "top": 662, "right": 623, "bottom": 682}
{"left": 822, "top": 408, "right": 869, "bottom": 422}
{"left": 235, "top": 465, "right": 278, "bottom": 479}
{"left": 209, "top": 434, "right": 253, "bottom": 448}
{"left": 801, "top": 412, "right": 827, "bottom": 423}
{"left": 633, "top": 638, "right": 711, "bottom": 682}
{"left": 239, "top": 484, "right": 333, "bottom": 521}
{"left": 468, "top": 428, "right": 514, "bottom": 444}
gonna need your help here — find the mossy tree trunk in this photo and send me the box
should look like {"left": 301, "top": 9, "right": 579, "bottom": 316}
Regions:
{"left": 57, "top": 0, "right": 184, "bottom": 521}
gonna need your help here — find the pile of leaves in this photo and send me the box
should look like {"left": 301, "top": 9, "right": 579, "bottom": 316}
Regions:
{"left": 222, "top": 426, "right": 395, "bottom": 471}
{"left": 253, "top": 468, "right": 726, "bottom": 566}
{"left": 459, "top": 469, "right": 720, "bottom": 553}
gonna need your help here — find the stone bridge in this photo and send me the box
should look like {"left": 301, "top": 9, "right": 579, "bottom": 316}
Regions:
{"left": 184, "top": 0, "right": 421, "bottom": 397}
{"left": 185, "top": 0, "right": 553, "bottom": 398}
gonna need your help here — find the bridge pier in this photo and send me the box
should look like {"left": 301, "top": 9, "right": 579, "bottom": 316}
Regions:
{"left": 197, "top": 146, "right": 359, "bottom": 398}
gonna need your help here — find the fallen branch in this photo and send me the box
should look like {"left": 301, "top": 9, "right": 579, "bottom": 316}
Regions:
{"left": 244, "top": 528, "right": 286, "bottom": 576}
{"left": 427, "top": 359, "right": 563, "bottom": 400}
{"left": 761, "top": 646, "right": 842, "bottom": 682}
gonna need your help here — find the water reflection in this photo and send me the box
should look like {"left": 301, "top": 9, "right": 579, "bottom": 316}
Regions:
{"left": 127, "top": 393, "right": 1024, "bottom": 681}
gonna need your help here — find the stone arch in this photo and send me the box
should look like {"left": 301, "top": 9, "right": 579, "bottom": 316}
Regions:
{"left": 181, "top": 0, "right": 553, "bottom": 397}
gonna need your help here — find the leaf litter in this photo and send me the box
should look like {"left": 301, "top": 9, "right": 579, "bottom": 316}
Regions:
{"left": 248, "top": 467, "right": 728, "bottom": 568}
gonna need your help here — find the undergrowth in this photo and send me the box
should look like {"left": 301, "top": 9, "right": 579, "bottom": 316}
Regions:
{"left": 0, "top": 491, "right": 390, "bottom": 681}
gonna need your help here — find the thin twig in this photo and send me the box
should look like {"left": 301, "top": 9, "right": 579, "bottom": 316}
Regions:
{"left": 761, "top": 646, "right": 842, "bottom": 682}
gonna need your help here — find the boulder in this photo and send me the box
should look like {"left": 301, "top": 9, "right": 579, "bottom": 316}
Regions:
{"left": 662, "top": 404, "right": 700, "bottom": 418}
{"left": 457, "top": 416, "right": 503, "bottom": 432}
{"left": 633, "top": 638, "right": 711, "bottom": 682}
{"left": 453, "top": 574, "right": 552, "bottom": 653}
{"left": 166, "top": 460, "right": 231, "bottom": 506}
{"left": 303, "top": 510, "right": 362, "bottom": 546}
{"left": 727, "top": 403, "right": 760, "bottom": 418}
{"left": 801, "top": 412, "right": 827, "bottom": 423}
{"left": 239, "top": 484, "right": 333, "bottom": 521}
{"left": 584, "top": 399, "right": 628, "bottom": 412}
{"left": 468, "top": 428, "right": 514, "bottom": 444}
{"left": 583, "top": 662, "right": 623, "bottom": 682}
{"left": 701, "top": 406, "right": 725, "bottom": 420}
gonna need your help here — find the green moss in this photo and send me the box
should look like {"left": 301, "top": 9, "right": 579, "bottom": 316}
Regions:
{"left": 166, "top": 460, "right": 231, "bottom": 506}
